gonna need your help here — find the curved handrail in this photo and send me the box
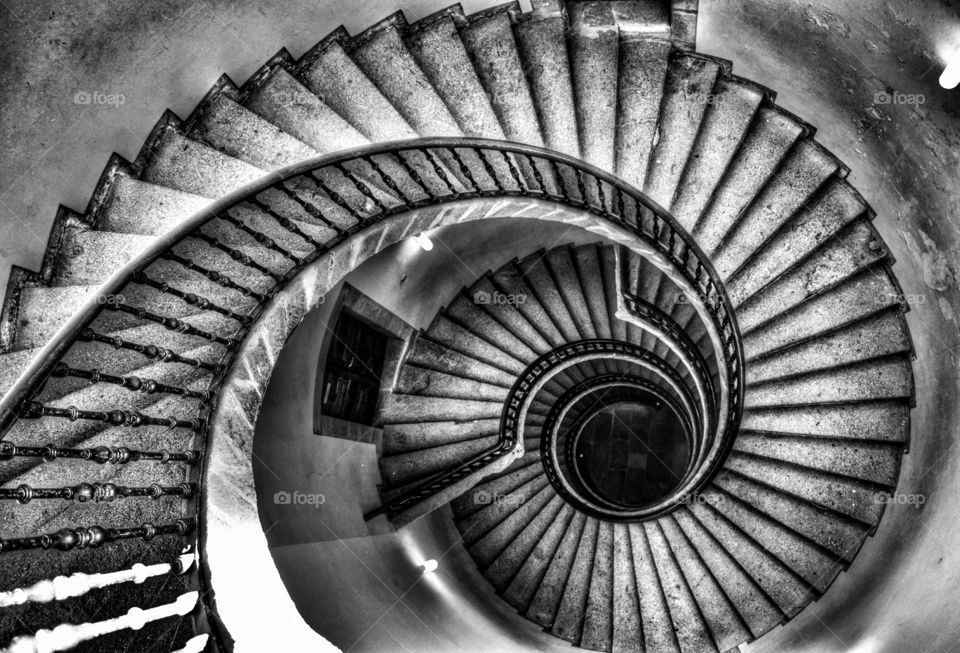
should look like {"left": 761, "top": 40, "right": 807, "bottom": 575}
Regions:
{"left": 0, "top": 137, "right": 745, "bottom": 519}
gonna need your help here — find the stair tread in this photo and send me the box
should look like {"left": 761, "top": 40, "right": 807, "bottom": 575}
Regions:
{"left": 460, "top": 8, "right": 544, "bottom": 146}
{"left": 644, "top": 53, "right": 723, "bottom": 208}
{"left": 670, "top": 76, "right": 764, "bottom": 230}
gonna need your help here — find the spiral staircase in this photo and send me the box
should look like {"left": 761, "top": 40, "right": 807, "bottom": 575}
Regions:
{"left": 0, "top": 0, "right": 915, "bottom": 651}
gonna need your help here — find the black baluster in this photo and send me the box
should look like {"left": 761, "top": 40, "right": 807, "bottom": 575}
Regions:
{"left": 423, "top": 149, "right": 455, "bottom": 194}
{"left": 269, "top": 185, "right": 346, "bottom": 236}
{"left": 189, "top": 232, "right": 284, "bottom": 282}
{"left": 449, "top": 148, "right": 479, "bottom": 193}
{"left": 78, "top": 329, "right": 225, "bottom": 372}
{"left": 335, "top": 163, "right": 387, "bottom": 214}
{"left": 50, "top": 363, "right": 211, "bottom": 400}
{"left": 106, "top": 303, "right": 240, "bottom": 349}
{"left": 133, "top": 273, "right": 252, "bottom": 325}
{"left": 162, "top": 253, "right": 267, "bottom": 302}
{"left": 0, "top": 482, "right": 196, "bottom": 503}
{"left": 218, "top": 213, "right": 307, "bottom": 266}
{"left": 395, "top": 151, "right": 431, "bottom": 196}
{"left": 0, "top": 518, "right": 195, "bottom": 554}
{"left": 20, "top": 401, "right": 205, "bottom": 432}
{"left": 503, "top": 152, "right": 528, "bottom": 195}
{"left": 477, "top": 150, "right": 505, "bottom": 193}
{"left": 0, "top": 441, "right": 200, "bottom": 465}
{"left": 363, "top": 155, "right": 415, "bottom": 204}
{"left": 547, "top": 159, "right": 565, "bottom": 198}
{"left": 596, "top": 178, "right": 607, "bottom": 212}
{"left": 574, "top": 168, "right": 588, "bottom": 205}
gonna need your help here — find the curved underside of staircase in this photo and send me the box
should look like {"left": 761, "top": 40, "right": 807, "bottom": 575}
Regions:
{"left": 0, "top": 1, "right": 916, "bottom": 652}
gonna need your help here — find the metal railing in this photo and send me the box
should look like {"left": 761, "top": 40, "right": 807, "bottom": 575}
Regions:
{"left": 0, "top": 138, "right": 745, "bottom": 639}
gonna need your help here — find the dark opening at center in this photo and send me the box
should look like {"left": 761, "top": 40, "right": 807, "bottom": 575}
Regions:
{"left": 573, "top": 400, "right": 690, "bottom": 507}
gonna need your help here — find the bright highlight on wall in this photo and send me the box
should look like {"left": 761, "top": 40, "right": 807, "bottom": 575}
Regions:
{"left": 413, "top": 233, "right": 434, "bottom": 251}
{"left": 941, "top": 49, "right": 960, "bottom": 89}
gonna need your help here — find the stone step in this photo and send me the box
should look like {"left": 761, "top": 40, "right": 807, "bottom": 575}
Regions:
{"left": 599, "top": 245, "right": 628, "bottom": 342}
{"left": 52, "top": 229, "right": 155, "bottom": 287}
{"left": 628, "top": 522, "right": 681, "bottom": 652}
{"left": 381, "top": 417, "right": 501, "bottom": 455}
{"left": 724, "top": 451, "right": 885, "bottom": 524}
{"left": 731, "top": 432, "right": 902, "bottom": 487}
{"left": 380, "top": 434, "right": 500, "bottom": 488}
{"left": 35, "top": 341, "right": 221, "bottom": 406}
{"left": 404, "top": 336, "right": 515, "bottom": 388}
{"left": 615, "top": 34, "right": 672, "bottom": 189}
{"left": 746, "top": 309, "right": 912, "bottom": 383}
{"left": 190, "top": 92, "right": 319, "bottom": 171}
{"left": 643, "top": 53, "right": 724, "bottom": 209}
{"left": 728, "top": 178, "right": 868, "bottom": 303}
{"left": 687, "top": 499, "right": 810, "bottom": 617}
{"left": 243, "top": 66, "right": 369, "bottom": 154}
{"left": 468, "top": 278, "right": 553, "bottom": 354}
{"left": 645, "top": 519, "right": 718, "bottom": 653}
{"left": 378, "top": 393, "right": 503, "bottom": 423}
{"left": 445, "top": 294, "right": 540, "bottom": 361}
{"left": 485, "top": 493, "right": 566, "bottom": 591}
{"left": 489, "top": 264, "right": 567, "bottom": 348}
{"left": 700, "top": 486, "right": 839, "bottom": 593}
{"left": 1, "top": 374, "right": 209, "bottom": 486}
{"left": 740, "top": 401, "right": 910, "bottom": 442}
{"left": 460, "top": 4, "right": 544, "bottom": 147}
{"left": 731, "top": 219, "right": 889, "bottom": 320}
{"left": 450, "top": 458, "right": 543, "bottom": 519}
{"left": 424, "top": 315, "right": 528, "bottom": 375}
{"left": 468, "top": 482, "right": 556, "bottom": 568}
{"left": 297, "top": 32, "right": 417, "bottom": 142}
{"left": 660, "top": 514, "right": 750, "bottom": 652}
{"left": 712, "top": 140, "right": 841, "bottom": 277}
{"left": 513, "top": 6, "right": 580, "bottom": 157}
{"left": 611, "top": 523, "right": 643, "bottom": 653}
{"left": 670, "top": 77, "right": 765, "bottom": 231}
{"left": 672, "top": 507, "right": 783, "bottom": 640}
{"left": 745, "top": 355, "right": 913, "bottom": 407}
{"left": 571, "top": 244, "right": 613, "bottom": 340}
{"left": 515, "top": 255, "right": 584, "bottom": 343}
{"left": 395, "top": 363, "right": 510, "bottom": 401}
{"left": 142, "top": 127, "right": 263, "bottom": 199}
{"left": 545, "top": 247, "right": 597, "bottom": 340}
{"left": 349, "top": 14, "right": 462, "bottom": 138}
{"left": 503, "top": 502, "right": 577, "bottom": 610}
{"left": 567, "top": 1, "right": 620, "bottom": 171}
{"left": 551, "top": 516, "right": 599, "bottom": 643}
{"left": 580, "top": 520, "right": 614, "bottom": 651}
{"left": 97, "top": 174, "right": 209, "bottom": 236}
{"left": 457, "top": 473, "right": 551, "bottom": 547}
{"left": 692, "top": 107, "right": 806, "bottom": 253}
{"left": 527, "top": 511, "right": 588, "bottom": 627}
{"left": 713, "top": 470, "right": 870, "bottom": 562}
{"left": 405, "top": 8, "right": 504, "bottom": 139}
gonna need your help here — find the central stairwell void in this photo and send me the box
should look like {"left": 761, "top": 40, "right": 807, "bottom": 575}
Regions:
{"left": 0, "top": 1, "right": 916, "bottom": 652}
